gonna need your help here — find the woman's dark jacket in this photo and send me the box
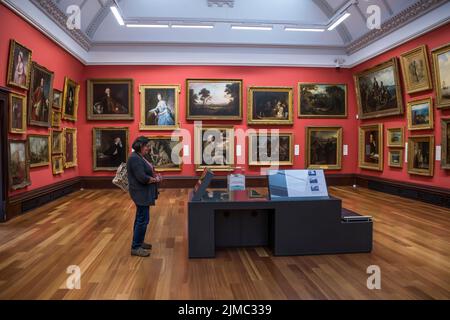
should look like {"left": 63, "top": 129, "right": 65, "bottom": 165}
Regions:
{"left": 127, "top": 152, "right": 159, "bottom": 206}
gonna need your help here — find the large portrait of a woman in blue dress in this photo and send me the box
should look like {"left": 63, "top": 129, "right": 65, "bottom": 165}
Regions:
{"left": 139, "top": 85, "right": 180, "bottom": 130}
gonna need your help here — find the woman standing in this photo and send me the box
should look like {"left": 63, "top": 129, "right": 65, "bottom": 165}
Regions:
{"left": 127, "top": 136, "right": 162, "bottom": 257}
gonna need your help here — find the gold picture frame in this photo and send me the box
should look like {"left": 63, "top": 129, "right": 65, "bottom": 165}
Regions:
{"left": 388, "top": 149, "right": 403, "bottom": 168}
{"left": 63, "top": 128, "right": 77, "bottom": 168}
{"left": 248, "top": 132, "right": 293, "bottom": 166}
{"left": 306, "top": 127, "right": 342, "bottom": 170}
{"left": 407, "top": 98, "right": 434, "bottom": 131}
{"left": 52, "top": 155, "right": 64, "bottom": 175}
{"left": 431, "top": 43, "right": 450, "bottom": 109}
{"left": 186, "top": 79, "right": 242, "bottom": 120}
{"left": 92, "top": 127, "right": 129, "bottom": 171}
{"left": 139, "top": 84, "right": 180, "bottom": 130}
{"left": 144, "top": 136, "right": 183, "bottom": 171}
{"left": 28, "top": 134, "right": 51, "bottom": 168}
{"left": 386, "top": 127, "right": 404, "bottom": 147}
{"left": 298, "top": 83, "right": 347, "bottom": 118}
{"left": 400, "top": 45, "right": 433, "bottom": 94}
{"left": 53, "top": 89, "right": 63, "bottom": 111}
{"left": 354, "top": 58, "right": 403, "bottom": 119}
{"left": 194, "top": 125, "right": 234, "bottom": 171}
{"left": 28, "top": 62, "right": 54, "bottom": 127}
{"left": 247, "top": 86, "right": 293, "bottom": 125}
{"left": 62, "top": 77, "right": 80, "bottom": 121}
{"left": 441, "top": 118, "right": 450, "bottom": 170}
{"left": 52, "top": 129, "right": 63, "bottom": 155}
{"left": 7, "top": 40, "right": 32, "bottom": 90}
{"left": 9, "top": 92, "right": 27, "bottom": 134}
{"left": 359, "top": 124, "right": 383, "bottom": 171}
{"left": 52, "top": 109, "right": 61, "bottom": 128}
{"left": 407, "top": 135, "right": 434, "bottom": 177}
{"left": 8, "top": 139, "right": 31, "bottom": 190}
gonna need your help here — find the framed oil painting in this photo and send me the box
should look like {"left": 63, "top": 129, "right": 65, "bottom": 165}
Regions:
{"left": 354, "top": 58, "right": 403, "bottom": 119}
{"left": 248, "top": 132, "right": 293, "bottom": 166}
{"left": 52, "top": 129, "right": 63, "bottom": 155}
{"left": 28, "top": 134, "right": 50, "bottom": 168}
{"left": 298, "top": 83, "right": 347, "bottom": 118}
{"left": 28, "top": 62, "right": 54, "bottom": 127}
{"left": 441, "top": 118, "right": 450, "bottom": 169}
{"left": 63, "top": 128, "right": 77, "bottom": 168}
{"left": 387, "top": 127, "right": 404, "bottom": 147}
{"left": 400, "top": 45, "right": 432, "bottom": 94}
{"left": 194, "top": 125, "right": 234, "bottom": 171}
{"left": 388, "top": 149, "right": 403, "bottom": 168}
{"left": 359, "top": 124, "right": 383, "bottom": 171}
{"left": 306, "top": 127, "right": 342, "bottom": 170}
{"left": 143, "top": 136, "right": 182, "bottom": 171}
{"left": 8, "top": 139, "right": 31, "bottom": 190}
{"left": 93, "top": 127, "right": 129, "bottom": 171}
{"left": 187, "top": 79, "right": 242, "bottom": 120}
{"left": 53, "top": 89, "right": 62, "bottom": 111}
{"left": 432, "top": 43, "right": 450, "bottom": 108}
{"left": 407, "top": 135, "right": 434, "bottom": 176}
{"left": 62, "top": 77, "right": 79, "bottom": 121}
{"left": 247, "top": 87, "right": 293, "bottom": 125}
{"left": 407, "top": 98, "right": 433, "bottom": 130}
{"left": 52, "top": 155, "right": 64, "bottom": 175}
{"left": 9, "top": 92, "right": 27, "bottom": 134}
{"left": 7, "top": 40, "right": 32, "bottom": 90}
{"left": 139, "top": 85, "right": 180, "bottom": 130}
{"left": 52, "top": 109, "right": 61, "bottom": 128}
{"left": 87, "top": 79, "right": 134, "bottom": 120}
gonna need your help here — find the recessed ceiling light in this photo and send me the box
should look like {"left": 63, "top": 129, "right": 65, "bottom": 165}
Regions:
{"left": 110, "top": 6, "right": 124, "bottom": 26}
{"left": 172, "top": 24, "right": 214, "bottom": 29}
{"left": 284, "top": 27, "right": 325, "bottom": 32}
{"left": 231, "top": 25, "right": 272, "bottom": 31}
{"left": 328, "top": 12, "right": 351, "bottom": 31}
{"left": 126, "top": 24, "right": 170, "bottom": 28}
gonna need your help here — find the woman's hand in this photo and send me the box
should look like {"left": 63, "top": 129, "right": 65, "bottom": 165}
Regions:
{"left": 148, "top": 177, "right": 158, "bottom": 184}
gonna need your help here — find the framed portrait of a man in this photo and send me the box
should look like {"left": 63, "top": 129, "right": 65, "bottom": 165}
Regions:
{"left": 9, "top": 93, "right": 27, "bottom": 134}
{"left": 306, "top": 127, "right": 342, "bottom": 170}
{"left": 442, "top": 119, "right": 450, "bottom": 169}
{"left": 432, "top": 43, "right": 450, "bottom": 109}
{"left": 7, "top": 40, "right": 32, "bottom": 90}
{"left": 62, "top": 77, "right": 80, "bottom": 121}
{"left": 87, "top": 79, "right": 134, "bottom": 120}
{"left": 63, "top": 128, "right": 77, "bottom": 168}
{"left": 359, "top": 124, "right": 383, "bottom": 171}
{"left": 52, "top": 129, "right": 63, "bottom": 155}
{"left": 28, "top": 134, "right": 50, "bottom": 168}
{"left": 194, "top": 125, "right": 234, "bottom": 171}
{"left": 247, "top": 87, "right": 293, "bottom": 125}
{"left": 28, "top": 62, "right": 54, "bottom": 127}
{"left": 93, "top": 127, "right": 129, "bottom": 171}
{"left": 400, "top": 45, "right": 433, "bottom": 94}
{"left": 139, "top": 85, "right": 180, "bottom": 130}
{"left": 248, "top": 132, "right": 293, "bottom": 166}
{"left": 8, "top": 139, "right": 31, "bottom": 190}
{"left": 407, "top": 135, "right": 434, "bottom": 176}
{"left": 299, "top": 83, "right": 347, "bottom": 118}
{"left": 144, "top": 136, "right": 182, "bottom": 171}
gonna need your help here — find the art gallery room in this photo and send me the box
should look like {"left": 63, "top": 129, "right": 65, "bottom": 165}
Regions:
{"left": 0, "top": 0, "right": 449, "bottom": 305}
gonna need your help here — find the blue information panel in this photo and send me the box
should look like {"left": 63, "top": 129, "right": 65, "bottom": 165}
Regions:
{"left": 267, "top": 169, "right": 329, "bottom": 199}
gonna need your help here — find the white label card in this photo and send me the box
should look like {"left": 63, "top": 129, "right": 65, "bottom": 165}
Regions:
{"left": 436, "top": 146, "right": 441, "bottom": 161}
{"left": 405, "top": 143, "right": 408, "bottom": 163}
{"left": 343, "top": 145, "right": 348, "bottom": 156}
{"left": 294, "top": 145, "right": 300, "bottom": 156}
{"left": 236, "top": 145, "right": 242, "bottom": 156}
{"left": 183, "top": 145, "right": 190, "bottom": 157}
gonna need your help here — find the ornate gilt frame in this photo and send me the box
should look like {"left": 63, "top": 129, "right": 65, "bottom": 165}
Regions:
{"left": 145, "top": 135, "right": 183, "bottom": 171}
{"left": 8, "top": 139, "right": 31, "bottom": 190}
{"left": 431, "top": 43, "right": 450, "bottom": 109}
{"left": 63, "top": 127, "right": 77, "bottom": 168}
{"left": 407, "top": 98, "right": 434, "bottom": 131}
{"left": 358, "top": 123, "right": 383, "bottom": 171}
{"left": 386, "top": 127, "right": 404, "bottom": 147}
{"left": 28, "top": 62, "right": 54, "bottom": 127}
{"left": 298, "top": 83, "right": 347, "bottom": 118}
{"left": 399, "top": 45, "right": 433, "bottom": 94}
{"left": 407, "top": 135, "right": 434, "bottom": 177}
{"left": 388, "top": 149, "right": 403, "bottom": 168}
{"left": 62, "top": 77, "right": 80, "bottom": 121}
{"left": 9, "top": 92, "right": 27, "bottom": 134}
{"left": 28, "top": 134, "right": 51, "bottom": 168}
{"left": 441, "top": 118, "right": 450, "bottom": 170}
{"left": 51, "top": 129, "right": 63, "bottom": 155}
{"left": 248, "top": 132, "right": 293, "bottom": 166}
{"left": 7, "top": 40, "right": 32, "bottom": 90}
{"left": 92, "top": 127, "right": 129, "bottom": 171}
{"left": 52, "top": 155, "right": 64, "bottom": 175}
{"left": 247, "top": 86, "right": 293, "bottom": 125}
{"left": 305, "top": 126, "right": 342, "bottom": 170}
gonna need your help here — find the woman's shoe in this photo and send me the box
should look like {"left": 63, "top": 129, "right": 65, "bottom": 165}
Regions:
{"left": 141, "top": 243, "right": 152, "bottom": 250}
{"left": 131, "top": 248, "right": 150, "bottom": 257}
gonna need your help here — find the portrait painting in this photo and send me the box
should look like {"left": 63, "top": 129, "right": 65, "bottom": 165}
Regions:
{"left": 52, "top": 109, "right": 61, "bottom": 128}
{"left": 53, "top": 89, "right": 62, "bottom": 110}
{"left": 400, "top": 45, "right": 432, "bottom": 94}
{"left": 248, "top": 132, "right": 293, "bottom": 166}
{"left": 28, "top": 134, "right": 50, "bottom": 168}
{"left": 187, "top": 79, "right": 242, "bottom": 120}
{"left": 247, "top": 87, "right": 293, "bottom": 125}
{"left": 52, "top": 129, "right": 63, "bottom": 155}
{"left": 143, "top": 136, "right": 182, "bottom": 171}
{"left": 354, "top": 58, "right": 403, "bottom": 119}
{"left": 299, "top": 83, "right": 347, "bottom": 118}
{"left": 432, "top": 43, "right": 450, "bottom": 108}
{"left": 8, "top": 139, "right": 31, "bottom": 190}
{"left": 359, "top": 124, "right": 383, "bottom": 171}
{"left": 87, "top": 79, "right": 134, "bottom": 120}
{"left": 7, "top": 40, "right": 32, "bottom": 90}
{"left": 9, "top": 93, "right": 27, "bottom": 134}
{"left": 194, "top": 125, "right": 234, "bottom": 171}
{"left": 388, "top": 149, "right": 403, "bottom": 168}
{"left": 441, "top": 119, "right": 450, "bottom": 169}
{"left": 407, "top": 98, "right": 433, "bottom": 130}
{"left": 306, "top": 127, "right": 342, "bottom": 170}
{"left": 62, "top": 77, "right": 79, "bottom": 121}
{"left": 28, "top": 62, "right": 54, "bottom": 127}
{"left": 93, "top": 127, "right": 129, "bottom": 171}
{"left": 52, "top": 155, "right": 64, "bottom": 175}
{"left": 407, "top": 135, "right": 434, "bottom": 176}
{"left": 139, "top": 85, "right": 179, "bottom": 130}
{"left": 63, "top": 128, "right": 77, "bottom": 168}
{"left": 387, "top": 128, "right": 404, "bottom": 147}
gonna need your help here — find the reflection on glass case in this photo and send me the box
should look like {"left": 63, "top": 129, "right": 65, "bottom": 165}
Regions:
{"left": 267, "top": 169, "right": 329, "bottom": 199}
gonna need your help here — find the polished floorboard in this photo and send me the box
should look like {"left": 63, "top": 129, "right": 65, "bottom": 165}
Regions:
{"left": 0, "top": 186, "right": 449, "bottom": 300}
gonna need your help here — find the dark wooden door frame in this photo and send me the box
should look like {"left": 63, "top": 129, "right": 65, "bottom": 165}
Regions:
{"left": 0, "top": 87, "right": 12, "bottom": 222}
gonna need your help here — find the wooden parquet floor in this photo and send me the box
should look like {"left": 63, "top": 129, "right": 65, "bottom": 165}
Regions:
{"left": 0, "top": 186, "right": 449, "bottom": 300}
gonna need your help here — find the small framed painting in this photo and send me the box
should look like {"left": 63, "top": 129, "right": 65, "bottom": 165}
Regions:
{"left": 52, "top": 109, "right": 61, "bottom": 128}
{"left": 52, "top": 155, "right": 64, "bottom": 175}
{"left": 143, "top": 136, "right": 183, "bottom": 171}
{"left": 28, "top": 134, "right": 51, "bottom": 168}
{"left": 247, "top": 86, "right": 293, "bottom": 125}
{"left": 386, "top": 127, "right": 404, "bottom": 147}
{"left": 399, "top": 45, "right": 432, "bottom": 94}
{"left": 52, "top": 129, "right": 63, "bottom": 155}
{"left": 8, "top": 139, "right": 31, "bottom": 190}
{"left": 407, "top": 98, "right": 433, "bottom": 131}
{"left": 431, "top": 43, "right": 450, "bottom": 108}
{"left": 358, "top": 124, "right": 383, "bottom": 171}
{"left": 62, "top": 77, "right": 80, "bottom": 121}
{"left": 7, "top": 40, "right": 32, "bottom": 90}
{"left": 441, "top": 118, "right": 450, "bottom": 169}
{"left": 53, "top": 89, "right": 63, "bottom": 111}
{"left": 407, "top": 135, "right": 434, "bottom": 176}
{"left": 139, "top": 85, "right": 180, "bottom": 130}
{"left": 93, "top": 127, "right": 129, "bottom": 171}
{"left": 388, "top": 149, "right": 403, "bottom": 168}
{"left": 63, "top": 128, "right": 77, "bottom": 168}
{"left": 9, "top": 92, "right": 27, "bottom": 134}
{"left": 305, "top": 127, "right": 343, "bottom": 170}
{"left": 248, "top": 132, "right": 293, "bottom": 166}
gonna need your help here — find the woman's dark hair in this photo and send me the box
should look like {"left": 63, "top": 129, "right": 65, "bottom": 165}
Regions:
{"left": 132, "top": 136, "right": 150, "bottom": 153}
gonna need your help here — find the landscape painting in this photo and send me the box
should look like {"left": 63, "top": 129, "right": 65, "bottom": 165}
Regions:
{"left": 28, "top": 134, "right": 50, "bottom": 168}
{"left": 407, "top": 98, "right": 433, "bottom": 130}
{"left": 299, "top": 84, "right": 347, "bottom": 118}
{"left": 389, "top": 149, "right": 403, "bottom": 168}
{"left": 248, "top": 87, "right": 293, "bottom": 125}
{"left": 8, "top": 139, "right": 31, "bottom": 190}
{"left": 387, "top": 128, "right": 404, "bottom": 147}
{"left": 432, "top": 44, "right": 450, "bottom": 108}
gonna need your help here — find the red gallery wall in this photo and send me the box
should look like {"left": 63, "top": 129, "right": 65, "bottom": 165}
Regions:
{"left": 0, "top": 4, "right": 83, "bottom": 195}
{"left": 352, "top": 23, "right": 450, "bottom": 188}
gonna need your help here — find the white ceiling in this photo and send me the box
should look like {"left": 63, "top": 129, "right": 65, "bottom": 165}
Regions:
{"left": 3, "top": 0, "right": 450, "bottom": 66}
